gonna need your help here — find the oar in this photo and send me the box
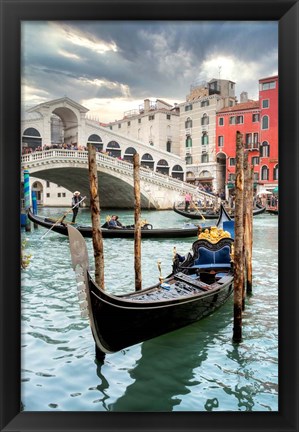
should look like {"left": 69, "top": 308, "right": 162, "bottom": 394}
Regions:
{"left": 40, "top": 196, "right": 86, "bottom": 239}
{"left": 194, "top": 202, "right": 206, "bottom": 221}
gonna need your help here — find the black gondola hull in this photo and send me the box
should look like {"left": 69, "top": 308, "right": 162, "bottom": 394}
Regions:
{"left": 88, "top": 273, "right": 233, "bottom": 353}
{"left": 27, "top": 209, "right": 202, "bottom": 238}
{"left": 173, "top": 203, "right": 266, "bottom": 220}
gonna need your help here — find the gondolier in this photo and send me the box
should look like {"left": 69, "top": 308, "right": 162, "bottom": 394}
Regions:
{"left": 72, "top": 191, "right": 83, "bottom": 223}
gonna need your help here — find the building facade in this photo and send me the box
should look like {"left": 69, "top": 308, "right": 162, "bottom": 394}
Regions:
{"left": 179, "top": 78, "right": 237, "bottom": 192}
{"left": 215, "top": 75, "right": 278, "bottom": 197}
{"left": 107, "top": 99, "right": 181, "bottom": 156}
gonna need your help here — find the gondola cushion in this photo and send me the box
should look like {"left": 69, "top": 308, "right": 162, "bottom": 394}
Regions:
{"left": 192, "top": 245, "right": 231, "bottom": 269}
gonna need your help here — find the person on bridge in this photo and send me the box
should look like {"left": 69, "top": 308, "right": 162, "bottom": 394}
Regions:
{"left": 71, "top": 191, "right": 83, "bottom": 223}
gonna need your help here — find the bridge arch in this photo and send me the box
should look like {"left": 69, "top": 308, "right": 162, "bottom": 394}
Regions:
{"left": 141, "top": 153, "right": 154, "bottom": 170}
{"left": 22, "top": 127, "right": 42, "bottom": 150}
{"left": 171, "top": 164, "right": 184, "bottom": 180}
{"left": 51, "top": 107, "right": 79, "bottom": 146}
{"left": 123, "top": 146, "right": 137, "bottom": 162}
{"left": 156, "top": 159, "right": 169, "bottom": 175}
{"left": 87, "top": 134, "right": 103, "bottom": 151}
{"left": 107, "top": 140, "right": 121, "bottom": 158}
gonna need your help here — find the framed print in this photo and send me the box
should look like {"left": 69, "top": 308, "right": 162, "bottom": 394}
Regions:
{"left": 0, "top": 0, "right": 298, "bottom": 431}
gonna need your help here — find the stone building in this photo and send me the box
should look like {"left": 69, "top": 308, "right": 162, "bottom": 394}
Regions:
{"left": 179, "top": 78, "right": 237, "bottom": 192}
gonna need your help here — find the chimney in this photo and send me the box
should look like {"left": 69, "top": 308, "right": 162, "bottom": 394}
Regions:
{"left": 144, "top": 99, "right": 150, "bottom": 112}
{"left": 240, "top": 92, "right": 248, "bottom": 103}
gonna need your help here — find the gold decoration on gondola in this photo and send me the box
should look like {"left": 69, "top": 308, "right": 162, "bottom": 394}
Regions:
{"left": 157, "top": 260, "right": 164, "bottom": 284}
{"left": 198, "top": 226, "right": 231, "bottom": 243}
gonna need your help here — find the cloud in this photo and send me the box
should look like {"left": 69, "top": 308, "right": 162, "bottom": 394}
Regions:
{"left": 21, "top": 21, "right": 278, "bottom": 121}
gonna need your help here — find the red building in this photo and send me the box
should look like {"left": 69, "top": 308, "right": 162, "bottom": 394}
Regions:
{"left": 216, "top": 76, "right": 278, "bottom": 197}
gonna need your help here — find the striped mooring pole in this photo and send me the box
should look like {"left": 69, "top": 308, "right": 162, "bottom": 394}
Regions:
{"left": 31, "top": 190, "right": 38, "bottom": 229}
{"left": 23, "top": 170, "right": 31, "bottom": 232}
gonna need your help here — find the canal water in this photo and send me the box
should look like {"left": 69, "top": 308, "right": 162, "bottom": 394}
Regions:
{"left": 21, "top": 209, "right": 278, "bottom": 412}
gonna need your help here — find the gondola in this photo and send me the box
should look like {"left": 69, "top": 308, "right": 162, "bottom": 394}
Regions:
{"left": 27, "top": 208, "right": 205, "bottom": 239}
{"left": 173, "top": 202, "right": 266, "bottom": 220}
{"left": 67, "top": 218, "right": 234, "bottom": 354}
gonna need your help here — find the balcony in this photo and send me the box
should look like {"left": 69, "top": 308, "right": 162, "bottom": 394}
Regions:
{"left": 185, "top": 128, "right": 192, "bottom": 136}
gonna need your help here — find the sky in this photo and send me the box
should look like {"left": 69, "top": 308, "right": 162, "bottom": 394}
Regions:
{"left": 21, "top": 21, "right": 278, "bottom": 123}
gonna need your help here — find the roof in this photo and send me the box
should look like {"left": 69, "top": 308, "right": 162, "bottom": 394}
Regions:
{"left": 217, "top": 100, "right": 259, "bottom": 114}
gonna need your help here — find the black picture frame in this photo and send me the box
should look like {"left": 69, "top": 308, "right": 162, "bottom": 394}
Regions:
{"left": 1, "top": 0, "right": 298, "bottom": 431}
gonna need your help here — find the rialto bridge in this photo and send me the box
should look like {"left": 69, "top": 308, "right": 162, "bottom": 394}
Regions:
{"left": 21, "top": 150, "right": 215, "bottom": 209}
{"left": 21, "top": 96, "right": 217, "bottom": 209}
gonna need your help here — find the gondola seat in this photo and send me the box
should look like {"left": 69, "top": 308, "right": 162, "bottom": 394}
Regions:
{"left": 191, "top": 245, "right": 232, "bottom": 269}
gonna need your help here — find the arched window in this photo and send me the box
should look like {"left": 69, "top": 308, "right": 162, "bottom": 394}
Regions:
{"left": 201, "top": 114, "right": 209, "bottom": 126}
{"left": 202, "top": 132, "right": 209, "bottom": 145}
{"left": 171, "top": 164, "right": 184, "bottom": 181}
{"left": 156, "top": 159, "right": 169, "bottom": 175}
{"left": 262, "top": 115, "right": 269, "bottom": 129}
{"left": 261, "top": 165, "right": 269, "bottom": 180}
{"left": 185, "top": 136, "right": 192, "bottom": 148}
{"left": 123, "top": 147, "right": 137, "bottom": 162}
{"left": 141, "top": 153, "right": 154, "bottom": 170}
{"left": 185, "top": 117, "right": 193, "bottom": 128}
{"left": 106, "top": 140, "right": 121, "bottom": 158}
{"left": 22, "top": 127, "right": 42, "bottom": 150}
{"left": 260, "top": 141, "right": 270, "bottom": 157}
{"left": 87, "top": 134, "right": 103, "bottom": 151}
{"left": 273, "top": 164, "right": 279, "bottom": 180}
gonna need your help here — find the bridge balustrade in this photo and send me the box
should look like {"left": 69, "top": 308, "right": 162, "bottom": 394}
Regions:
{"left": 21, "top": 150, "right": 216, "bottom": 202}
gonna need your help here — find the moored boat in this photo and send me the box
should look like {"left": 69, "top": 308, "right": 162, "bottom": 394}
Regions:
{"left": 173, "top": 202, "right": 266, "bottom": 220}
{"left": 67, "top": 223, "right": 234, "bottom": 354}
{"left": 27, "top": 208, "right": 206, "bottom": 239}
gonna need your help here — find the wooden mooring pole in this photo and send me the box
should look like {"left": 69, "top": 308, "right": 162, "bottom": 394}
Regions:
{"left": 233, "top": 131, "right": 244, "bottom": 343}
{"left": 87, "top": 143, "right": 105, "bottom": 290}
{"left": 133, "top": 153, "right": 142, "bottom": 291}
{"left": 243, "top": 152, "right": 253, "bottom": 296}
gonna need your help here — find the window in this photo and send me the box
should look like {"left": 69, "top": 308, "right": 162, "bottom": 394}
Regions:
{"left": 185, "top": 117, "right": 192, "bottom": 128}
{"left": 46, "top": 181, "right": 50, "bottom": 188}
{"left": 62, "top": 193, "right": 66, "bottom": 198}
{"left": 260, "top": 142, "right": 270, "bottom": 157}
{"left": 229, "top": 116, "right": 236, "bottom": 124}
{"left": 253, "top": 133, "right": 259, "bottom": 146}
{"left": 118, "top": 123, "right": 121, "bottom": 128}
{"left": 252, "top": 113, "right": 260, "bottom": 122}
{"left": 252, "top": 156, "right": 260, "bottom": 165}
{"left": 166, "top": 141, "right": 171, "bottom": 152}
{"left": 218, "top": 136, "right": 224, "bottom": 147}
{"left": 229, "top": 158, "right": 236, "bottom": 166}
{"left": 57, "top": 193, "right": 61, "bottom": 198}
{"left": 253, "top": 172, "right": 259, "bottom": 181}
{"left": 46, "top": 193, "right": 50, "bottom": 198}
{"left": 228, "top": 173, "right": 236, "bottom": 182}
{"left": 201, "top": 114, "right": 209, "bottom": 126}
{"left": 109, "top": 126, "right": 112, "bottom": 130}
{"left": 166, "top": 114, "right": 171, "bottom": 120}
{"left": 273, "top": 164, "right": 279, "bottom": 180}
{"left": 262, "top": 99, "right": 269, "bottom": 108}
{"left": 185, "top": 104, "right": 193, "bottom": 111}
{"left": 262, "top": 115, "right": 269, "bottom": 129}
{"left": 245, "top": 133, "right": 252, "bottom": 145}
{"left": 185, "top": 136, "right": 192, "bottom": 148}
{"left": 138, "top": 118, "right": 141, "bottom": 123}
{"left": 185, "top": 155, "right": 193, "bottom": 164}
{"left": 127, "top": 121, "right": 131, "bottom": 126}
{"left": 202, "top": 132, "right": 209, "bottom": 145}
{"left": 201, "top": 100, "right": 209, "bottom": 107}
{"left": 261, "top": 81, "right": 276, "bottom": 90}
{"left": 201, "top": 153, "right": 209, "bottom": 163}
{"left": 261, "top": 165, "right": 269, "bottom": 180}
{"left": 219, "top": 117, "right": 224, "bottom": 126}
{"left": 236, "top": 115, "right": 244, "bottom": 124}
{"left": 149, "top": 115, "right": 155, "bottom": 120}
